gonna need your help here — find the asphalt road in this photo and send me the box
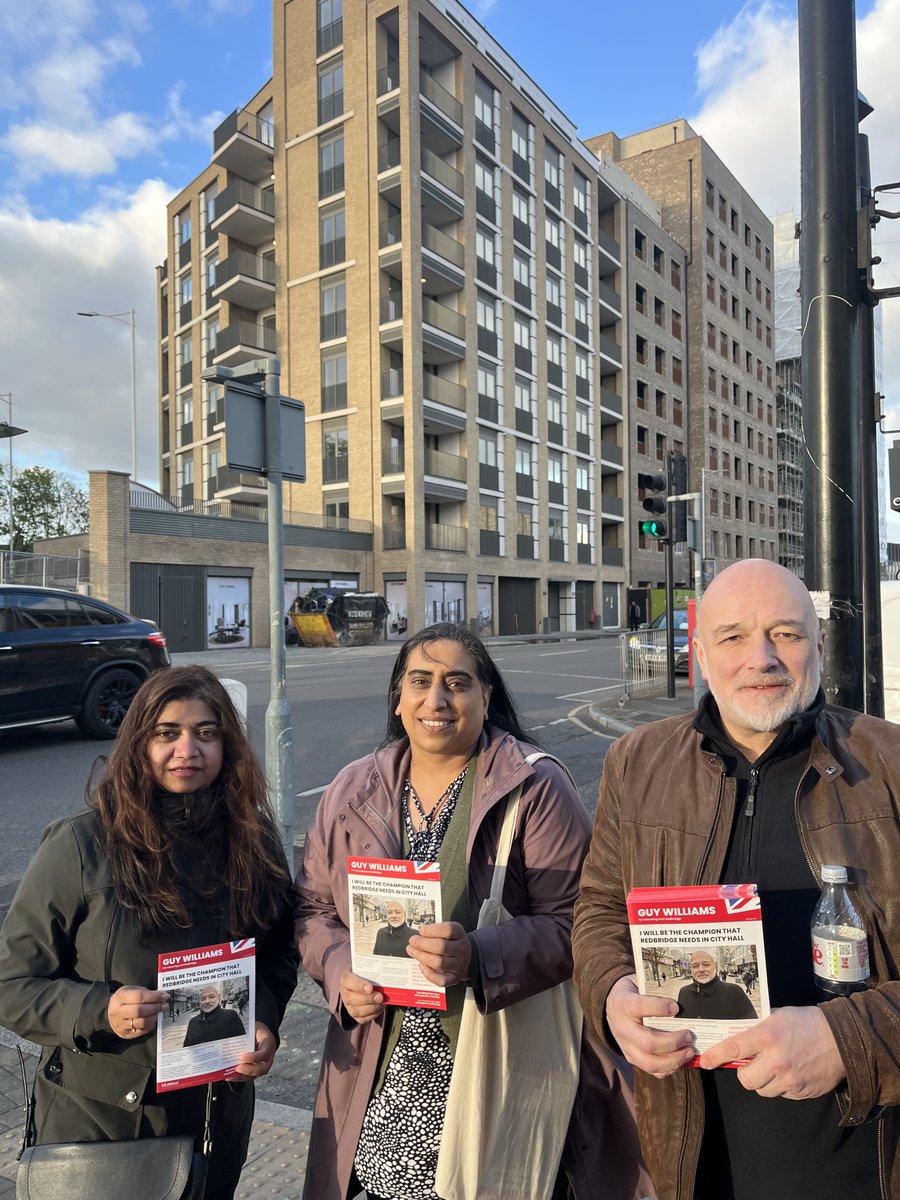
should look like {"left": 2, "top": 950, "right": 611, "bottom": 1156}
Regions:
{"left": 0, "top": 638, "right": 625, "bottom": 897}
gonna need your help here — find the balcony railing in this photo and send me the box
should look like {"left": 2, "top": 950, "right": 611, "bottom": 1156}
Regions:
{"left": 419, "top": 71, "right": 463, "bottom": 126}
{"left": 424, "top": 447, "right": 466, "bottom": 481}
{"left": 213, "top": 108, "right": 274, "bottom": 153}
{"left": 422, "top": 224, "right": 464, "bottom": 268}
{"left": 421, "top": 148, "right": 463, "bottom": 196}
{"left": 548, "top": 537, "right": 566, "bottom": 562}
{"left": 383, "top": 519, "right": 406, "bottom": 549}
{"left": 382, "top": 368, "right": 403, "bottom": 399}
{"left": 215, "top": 320, "right": 276, "bottom": 358}
{"left": 424, "top": 374, "right": 466, "bottom": 410}
{"left": 425, "top": 522, "right": 467, "bottom": 552}
{"left": 377, "top": 62, "right": 400, "bottom": 96}
{"left": 216, "top": 250, "right": 276, "bottom": 289}
{"left": 516, "top": 535, "right": 535, "bottom": 559}
{"left": 378, "top": 137, "right": 401, "bottom": 173}
{"left": 213, "top": 179, "right": 275, "bottom": 223}
{"left": 321, "top": 382, "right": 348, "bottom": 412}
{"left": 422, "top": 296, "right": 464, "bottom": 340}
{"left": 382, "top": 446, "right": 404, "bottom": 474}
{"left": 381, "top": 292, "right": 403, "bottom": 324}
{"left": 317, "top": 15, "right": 343, "bottom": 54}
{"left": 322, "top": 454, "right": 349, "bottom": 483}
{"left": 380, "top": 214, "right": 402, "bottom": 249}
{"left": 320, "top": 309, "right": 347, "bottom": 341}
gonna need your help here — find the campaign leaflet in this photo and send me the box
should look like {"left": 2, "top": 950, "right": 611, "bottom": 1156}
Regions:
{"left": 626, "top": 884, "right": 770, "bottom": 1067}
{"left": 348, "top": 857, "right": 445, "bottom": 1010}
{"left": 156, "top": 939, "right": 255, "bottom": 1092}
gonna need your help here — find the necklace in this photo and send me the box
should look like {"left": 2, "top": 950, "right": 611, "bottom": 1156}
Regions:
{"left": 406, "top": 765, "right": 469, "bottom": 833}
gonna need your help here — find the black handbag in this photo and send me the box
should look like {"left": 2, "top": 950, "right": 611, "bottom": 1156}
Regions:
{"left": 14, "top": 1049, "right": 210, "bottom": 1200}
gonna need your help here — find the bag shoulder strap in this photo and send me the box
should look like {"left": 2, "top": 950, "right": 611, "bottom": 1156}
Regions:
{"left": 489, "top": 750, "right": 564, "bottom": 904}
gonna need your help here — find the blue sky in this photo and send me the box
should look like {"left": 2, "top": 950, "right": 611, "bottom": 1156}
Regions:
{"left": 0, "top": 0, "right": 897, "bottom": 538}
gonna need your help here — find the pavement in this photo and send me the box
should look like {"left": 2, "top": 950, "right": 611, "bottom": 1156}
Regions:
{"left": 0, "top": 658, "right": 695, "bottom": 1200}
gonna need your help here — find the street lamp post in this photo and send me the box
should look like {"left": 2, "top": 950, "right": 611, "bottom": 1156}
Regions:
{"left": 77, "top": 309, "right": 137, "bottom": 481}
{"left": 0, "top": 393, "right": 27, "bottom": 556}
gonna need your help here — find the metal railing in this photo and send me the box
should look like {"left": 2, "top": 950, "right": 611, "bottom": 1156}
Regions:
{"left": 620, "top": 629, "right": 667, "bottom": 700}
{"left": 421, "top": 148, "right": 463, "bottom": 196}
{"left": 424, "top": 447, "right": 466, "bottom": 481}
{"left": 0, "top": 550, "right": 88, "bottom": 589}
{"left": 425, "top": 522, "right": 466, "bottom": 552}
{"left": 419, "top": 72, "right": 463, "bottom": 125}
{"left": 424, "top": 374, "right": 465, "bottom": 410}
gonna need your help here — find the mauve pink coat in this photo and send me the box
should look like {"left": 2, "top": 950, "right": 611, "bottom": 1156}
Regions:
{"left": 294, "top": 725, "right": 651, "bottom": 1200}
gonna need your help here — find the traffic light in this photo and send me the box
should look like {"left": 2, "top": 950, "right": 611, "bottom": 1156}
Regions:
{"left": 670, "top": 452, "right": 688, "bottom": 543}
{"left": 638, "top": 472, "right": 667, "bottom": 539}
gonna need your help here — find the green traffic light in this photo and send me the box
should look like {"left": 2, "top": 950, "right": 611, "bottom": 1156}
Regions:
{"left": 640, "top": 519, "right": 666, "bottom": 538}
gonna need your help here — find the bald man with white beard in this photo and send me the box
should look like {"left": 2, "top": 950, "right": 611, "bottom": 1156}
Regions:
{"left": 573, "top": 559, "right": 900, "bottom": 1200}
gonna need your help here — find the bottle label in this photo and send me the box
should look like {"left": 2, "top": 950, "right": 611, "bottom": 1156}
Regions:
{"left": 812, "top": 928, "right": 870, "bottom": 984}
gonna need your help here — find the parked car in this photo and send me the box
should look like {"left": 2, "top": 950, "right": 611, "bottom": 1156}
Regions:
{"left": 631, "top": 608, "right": 691, "bottom": 675}
{"left": 0, "top": 585, "right": 170, "bottom": 738}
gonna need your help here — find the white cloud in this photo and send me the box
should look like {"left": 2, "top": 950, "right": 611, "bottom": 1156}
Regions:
{"left": 0, "top": 179, "right": 173, "bottom": 487}
{"left": 689, "top": 0, "right": 900, "bottom": 537}
{"left": 6, "top": 113, "right": 160, "bottom": 180}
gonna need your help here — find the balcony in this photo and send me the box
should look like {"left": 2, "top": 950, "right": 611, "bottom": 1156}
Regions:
{"left": 548, "top": 537, "right": 566, "bottom": 563}
{"left": 377, "top": 61, "right": 400, "bottom": 98}
{"left": 515, "top": 408, "right": 534, "bottom": 435}
{"left": 211, "top": 180, "right": 275, "bottom": 246}
{"left": 322, "top": 454, "right": 349, "bottom": 484}
{"left": 425, "top": 447, "right": 466, "bottom": 482}
{"left": 598, "top": 333, "right": 622, "bottom": 373}
{"left": 214, "top": 251, "right": 275, "bottom": 308}
{"left": 600, "top": 440, "right": 624, "bottom": 469}
{"left": 478, "top": 393, "right": 498, "bottom": 423}
{"left": 601, "top": 493, "right": 624, "bottom": 520}
{"left": 577, "top": 543, "right": 592, "bottom": 565}
{"left": 548, "top": 480, "right": 564, "bottom": 505}
{"left": 214, "top": 320, "right": 276, "bottom": 367}
{"left": 212, "top": 108, "right": 275, "bottom": 183}
{"left": 479, "top": 462, "right": 499, "bottom": 490}
{"left": 422, "top": 296, "right": 465, "bottom": 362}
{"left": 424, "top": 374, "right": 466, "bottom": 411}
{"left": 379, "top": 214, "right": 402, "bottom": 249}
{"left": 382, "top": 445, "right": 404, "bottom": 474}
{"left": 421, "top": 147, "right": 463, "bottom": 199}
{"left": 179, "top": 360, "right": 193, "bottom": 388}
{"left": 601, "top": 546, "right": 625, "bottom": 568}
{"left": 596, "top": 226, "right": 621, "bottom": 269}
{"left": 382, "top": 368, "right": 403, "bottom": 400}
{"left": 422, "top": 223, "right": 464, "bottom": 270}
{"left": 576, "top": 488, "right": 592, "bottom": 510}
{"left": 378, "top": 136, "right": 401, "bottom": 174}
{"left": 600, "top": 387, "right": 623, "bottom": 419}
{"left": 320, "top": 235, "right": 346, "bottom": 270}
{"left": 516, "top": 534, "right": 535, "bottom": 559}
{"left": 214, "top": 466, "right": 266, "bottom": 505}
{"left": 383, "top": 519, "right": 406, "bottom": 549}
{"left": 419, "top": 70, "right": 463, "bottom": 135}
{"left": 425, "top": 522, "right": 466, "bottom": 552}
{"left": 516, "top": 472, "right": 533, "bottom": 499}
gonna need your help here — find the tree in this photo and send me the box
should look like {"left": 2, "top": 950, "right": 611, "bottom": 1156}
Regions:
{"left": 0, "top": 465, "right": 88, "bottom": 552}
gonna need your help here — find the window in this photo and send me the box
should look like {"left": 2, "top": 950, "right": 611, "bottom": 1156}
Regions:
{"left": 547, "top": 452, "right": 563, "bottom": 485}
{"left": 655, "top": 390, "right": 666, "bottom": 419}
{"left": 205, "top": 252, "right": 218, "bottom": 295}
{"left": 671, "top": 260, "right": 682, "bottom": 291}
{"left": 653, "top": 244, "right": 664, "bottom": 275}
{"left": 320, "top": 275, "right": 346, "bottom": 341}
{"left": 515, "top": 442, "right": 533, "bottom": 477}
{"left": 512, "top": 187, "right": 530, "bottom": 237}
{"left": 572, "top": 236, "right": 588, "bottom": 282}
{"left": 544, "top": 142, "right": 561, "bottom": 205}
{"left": 478, "top": 429, "right": 497, "bottom": 467}
{"left": 177, "top": 333, "right": 192, "bottom": 366}
{"left": 705, "top": 179, "right": 715, "bottom": 210}
{"left": 513, "top": 252, "right": 531, "bottom": 298}
{"left": 318, "top": 60, "right": 344, "bottom": 123}
{"left": 474, "top": 72, "right": 496, "bottom": 145}
{"left": 636, "top": 424, "right": 648, "bottom": 455}
{"left": 654, "top": 297, "right": 664, "bottom": 327}
{"left": 673, "top": 397, "right": 683, "bottom": 427}
{"left": 654, "top": 346, "right": 665, "bottom": 376}
{"left": 477, "top": 293, "right": 496, "bottom": 333}
{"left": 475, "top": 156, "right": 496, "bottom": 220}
{"left": 637, "top": 380, "right": 648, "bottom": 410}
{"left": 672, "top": 310, "right": 682, "bottom": 340}
{"left": 635, "top": 229, "right": 646, "bottom": 260}
{"left": 477, "top": 360, "right": 497, "bottom": 401}
{"left": 574, "top": 292, "right": 589, "bottom": 340}
{"left": 636, "top": 335, "right": 647, "bottom": 365}
{"left": 476, "top": 224, "right": 496, "bottom": 269}
{"left": 201, "top": 183, "right": 217, "bottom": 232}
{"left": 573, "top": 170, "right": 589, "bottom": 231}
{"left": 176, "top": 207, "right": 191, "bottom": 244}
{"left": 319, "top": 131, "right": 345, "bottom": 197}
{"left": 319, "top": 205, "right": 345, "bottom": 268}
{"left": 180, "top": 274, "right": 192, "bottom": 306}
{"left": 513, "top": 315, "right": 531, "bottom": 358}
{"left": 321, "top": 350, "right": 347, "bottom": 410}
{"left": 636, "top": 284, "right": 647, "bottom": 315}
{"left": 511, "top": 109, "right": 531, "bottom": 174}
{"left": 546, "top": 272, "right": 561, "bottom": 322}
{"left": 514, "top": 376, "right": 533, "bottom": 413}
{"left": 317, "top": 0, "right": 342, "bottom": 53}
{"left": 655, "top": 432, "right": 666, "bottom": 462}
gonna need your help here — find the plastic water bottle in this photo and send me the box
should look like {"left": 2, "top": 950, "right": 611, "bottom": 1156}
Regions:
{"left": 811, "top": 865, "right": 870, "bottom": 996}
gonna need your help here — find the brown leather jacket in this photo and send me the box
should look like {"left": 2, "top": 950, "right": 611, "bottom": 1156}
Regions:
{"left": 573, "top": 704, "right": 900, "bottom": 1200}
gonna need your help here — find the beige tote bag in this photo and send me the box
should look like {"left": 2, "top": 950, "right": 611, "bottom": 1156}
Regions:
{"left": 435, "top": 755, "right": 583, "bottom": 1200}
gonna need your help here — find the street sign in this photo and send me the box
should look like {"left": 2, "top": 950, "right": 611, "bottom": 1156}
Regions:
{"left": 223, "top": 380, "right": 306, "bottom": 481}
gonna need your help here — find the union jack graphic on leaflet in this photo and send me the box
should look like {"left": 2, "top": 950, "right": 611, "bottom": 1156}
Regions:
{"left": 230, "top": 939, "right": 256, "bottom": 953}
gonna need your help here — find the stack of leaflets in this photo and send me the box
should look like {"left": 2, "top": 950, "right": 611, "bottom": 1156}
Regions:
{"left": 626, "top": 884, "right": 770, "bottom": 1067}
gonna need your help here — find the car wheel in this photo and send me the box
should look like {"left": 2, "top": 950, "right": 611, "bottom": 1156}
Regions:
{"left": 76, "top": 669, "right": 142, "bottom": 739}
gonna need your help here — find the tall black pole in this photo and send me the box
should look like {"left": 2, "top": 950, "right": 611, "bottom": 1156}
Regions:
{"left": 857, "top": 131, "right": 884, "bottom": 716}
{"left": 665, "top": 451, "right": 675, "bottom": 700}
{"left": 799, "top": 0, "right": 865, "bottom": 710}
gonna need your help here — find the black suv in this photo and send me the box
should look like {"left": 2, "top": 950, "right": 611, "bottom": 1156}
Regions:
{"left": 0, "top": 585, "right": 171, "bottom": 738}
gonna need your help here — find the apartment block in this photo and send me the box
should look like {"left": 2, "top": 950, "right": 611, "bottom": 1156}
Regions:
{"left": 588, "top": 122, "right": 779, "bottom": 570}
{"left": 773, "top": 211, "right": 804, "bottom": 577}
{"left": 158, "top": 0, "right": 634, "bottom": 636}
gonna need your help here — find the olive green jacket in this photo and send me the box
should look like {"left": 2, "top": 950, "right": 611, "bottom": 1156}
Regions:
{"left": 0, "top": 810, "right": 297, "bottom": 1186}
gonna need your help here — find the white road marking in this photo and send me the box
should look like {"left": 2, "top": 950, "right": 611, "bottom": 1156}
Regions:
{"left": 538, "top": 648, "right": 591, "bottom": 657}
{"left": 555, "top": 683, "right": 621, "bottom": 700}
{"left": 567, "top": 704, "right": 615, "bottom": 740}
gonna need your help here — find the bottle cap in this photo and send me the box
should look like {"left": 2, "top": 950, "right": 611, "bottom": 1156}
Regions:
{"left": 821, "top": 864, "right": 848, "bottom": 883}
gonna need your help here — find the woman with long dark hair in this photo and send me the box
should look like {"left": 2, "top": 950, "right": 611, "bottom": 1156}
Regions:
{"left": 296, "top": 623, "right": 648, "bottom": 1200}
{"left": 0, "top": 666, "right": 298, "bottom": 1200}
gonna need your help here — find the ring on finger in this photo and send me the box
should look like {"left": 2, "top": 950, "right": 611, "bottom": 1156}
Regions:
{"left": 130, "top": 1021, "right": 136, "bottom": 1033}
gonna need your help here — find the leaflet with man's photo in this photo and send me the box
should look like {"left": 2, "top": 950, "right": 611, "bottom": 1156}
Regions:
{"left": 156, "top": 939, "right": 256, "bottom": 1092}
{"left": 348, "top": 856, "right": 446, "bottom": 1009}
{"left": 627, "top": 884, "right": 770, "bottom": 1067}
